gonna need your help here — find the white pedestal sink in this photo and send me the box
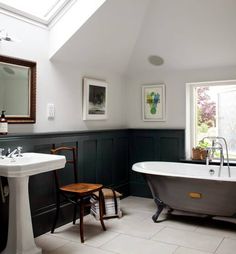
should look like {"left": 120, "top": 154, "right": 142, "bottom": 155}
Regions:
{"left": 0, "top": 153, "right": 66, "bottom": 254}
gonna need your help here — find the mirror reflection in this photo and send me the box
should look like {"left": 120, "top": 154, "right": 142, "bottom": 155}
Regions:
{"left": 0, "top": 55, "right": 36, "bottom": 123}
{"left": 0, "top": 63, "right": 29, "bottom": 116}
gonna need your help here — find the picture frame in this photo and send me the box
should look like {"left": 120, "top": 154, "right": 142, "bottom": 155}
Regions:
{"left": 83, "top": 78, "right": 108, "bottom": 120}
{"left": 142, "top": 84, "right": 166, "bottom": 121}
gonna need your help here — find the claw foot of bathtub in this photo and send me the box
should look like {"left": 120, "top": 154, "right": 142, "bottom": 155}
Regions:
{"left": 167, "top": 208, "right": 173, "bottom": 214}
{"left": 152, "top": 197, "right": 165, "bottom": 223}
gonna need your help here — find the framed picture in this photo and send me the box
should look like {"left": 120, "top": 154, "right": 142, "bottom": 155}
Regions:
{"left": 83, "top": 78, "right": 108, "bottom": 120}
{"left": 142, "top": 84, "right": 166, "bottom": 121}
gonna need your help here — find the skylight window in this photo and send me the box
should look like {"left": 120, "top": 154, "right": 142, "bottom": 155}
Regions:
{"left": 0, "top": 0, "right": 72, "bottom": 25}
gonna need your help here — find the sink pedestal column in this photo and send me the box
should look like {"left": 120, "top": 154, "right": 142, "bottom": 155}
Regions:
{"left": 2, "top": 176, "right": 41, "bottom": 254}
{"left": 0, "top": 152, "right": 66, "bottom": 254}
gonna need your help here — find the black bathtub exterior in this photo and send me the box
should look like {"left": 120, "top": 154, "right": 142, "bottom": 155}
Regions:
{"left": 146, "top": 173, "right": 236, "bottom": 217}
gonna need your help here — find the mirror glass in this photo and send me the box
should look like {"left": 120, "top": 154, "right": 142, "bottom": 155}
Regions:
{"left": 0, "top": 55, "right": 36, "bottom": 123}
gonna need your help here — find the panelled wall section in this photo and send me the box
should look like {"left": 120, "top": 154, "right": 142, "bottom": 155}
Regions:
{"left": 0, "top": 128, "right": 184, "bottom": 251}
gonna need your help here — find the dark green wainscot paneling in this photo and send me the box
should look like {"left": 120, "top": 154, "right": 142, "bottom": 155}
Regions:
{"left": 0, "top": 128, "right": 185, "bottom": 251}
{"left": 0, "top": 129, "right": 129, "bottom": 251}
{"left": 129, "top": 129, "right": 185, "bottom": 198}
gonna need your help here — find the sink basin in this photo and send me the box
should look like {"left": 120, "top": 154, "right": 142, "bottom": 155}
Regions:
{"left": 0, "top": 152, "right": 66, "bottom": 177}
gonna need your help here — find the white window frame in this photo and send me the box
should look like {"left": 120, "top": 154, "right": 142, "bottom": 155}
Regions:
{"left": 0, "top": 0, "right": 74, "bottom": 26}
{"left": 186, "top": 79, "right": 236, "bottom": 160}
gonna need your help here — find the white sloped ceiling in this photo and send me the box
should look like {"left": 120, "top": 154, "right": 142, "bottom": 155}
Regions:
{"left": 51, "top": 0, "right": 236, "bottom": 75}
{"left": 51, "top": 0, "right": 151, "bottom": 74}
{"left": 127, "top": 0, "right": 236, "bottom": 75}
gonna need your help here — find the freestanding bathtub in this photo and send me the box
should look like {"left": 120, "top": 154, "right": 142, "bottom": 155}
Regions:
{"left": 132, "top": 161, "right": 236, "bottom": 222}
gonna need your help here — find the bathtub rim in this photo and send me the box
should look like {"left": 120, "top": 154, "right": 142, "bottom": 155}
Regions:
{"left": 132, "top": 161, "right": 236, "bottom": 182}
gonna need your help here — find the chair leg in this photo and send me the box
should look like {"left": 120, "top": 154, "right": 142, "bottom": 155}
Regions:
{"left": 51, "top": 191, "right": 60, "bottom": 233}
{"left": 98, "top": 190, "right": 106, "bottom": 231}
{"left": 79, "top": 198, "right": 84, "bottom": 243}
{"left": 73, "top": 197, "right": 77, "bottom": 224}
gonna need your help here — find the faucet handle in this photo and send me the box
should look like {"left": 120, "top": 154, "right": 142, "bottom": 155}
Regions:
{"left": 16, "top": 146, "right": 23, "bottom": 157}
{"left": 0, "top": 148, "right": 4, "bottom": 159}
{"left": 5, "top": 148, "right": 11, "bottom": 157}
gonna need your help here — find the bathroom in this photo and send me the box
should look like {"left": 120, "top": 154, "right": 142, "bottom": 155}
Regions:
{"left": 0, "top": 0, "right": 236, "bottom": 253}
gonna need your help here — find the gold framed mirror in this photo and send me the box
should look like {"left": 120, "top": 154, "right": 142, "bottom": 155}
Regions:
{"left": 0, "top": 55, "right": 36, "bottom": 123}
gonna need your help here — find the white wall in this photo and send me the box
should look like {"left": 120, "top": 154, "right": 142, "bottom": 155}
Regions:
{"left": 125, "top": 66, "right": 236, "bottom": 129}
{"left": 124, "top": 0, "right": 236, "bottom": 129}
{"left": 2, "top": 1, "right": 236, "bottom": 134}
{"left": 0, "top": 14, "right": 127, "bottom": 133}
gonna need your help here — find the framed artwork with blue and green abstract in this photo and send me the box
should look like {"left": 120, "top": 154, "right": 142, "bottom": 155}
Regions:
{"left": 142, "top": 84, "right": 166, "bottom": 121}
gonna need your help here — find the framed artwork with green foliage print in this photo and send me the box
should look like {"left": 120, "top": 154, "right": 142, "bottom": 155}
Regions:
{"left": 142, "top": 84, "right": 166, "bottom": 121}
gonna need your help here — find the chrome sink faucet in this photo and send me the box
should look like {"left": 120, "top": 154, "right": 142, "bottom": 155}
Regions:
{"left": 6, "top": 146, "right": 23, "bottom": 158}
{"left": 0, "top": 148, "right": 4, "bottom": 159}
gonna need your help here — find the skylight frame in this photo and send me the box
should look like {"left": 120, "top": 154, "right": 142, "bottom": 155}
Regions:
{"left": 0, "top": 0, "right": 72, "bottom": 26}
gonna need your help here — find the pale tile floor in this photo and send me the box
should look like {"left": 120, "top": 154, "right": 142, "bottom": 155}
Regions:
{"left": 35, "top": 196, "right": 236, "bottom": 254}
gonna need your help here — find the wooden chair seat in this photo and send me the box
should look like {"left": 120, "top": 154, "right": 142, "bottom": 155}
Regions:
{"left": 60, "top": 183, "right": 103, "bottom": 196}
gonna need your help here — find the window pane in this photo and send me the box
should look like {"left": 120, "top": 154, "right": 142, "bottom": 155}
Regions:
{"left": 196, "top": 86, "right": 216, "bottom": 143}
{"left": 218, "top": 88, "right": 236, "bottom": 158}
{"left": 195, "top": 84, "right": 236, "bottom": 159}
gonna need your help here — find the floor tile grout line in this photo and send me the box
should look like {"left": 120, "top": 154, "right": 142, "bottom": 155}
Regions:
{"left": 86, "top": 232, "right": 121, "bottom": 248}
{"left": 226, "top": 235, "right": 236, "bottom": 240}
{"left": 46, "top": 233, "right": 83, "bottom": 244}
{"left": 151, "top": 237, "right": 220, "bottom": 253}
{"left": 113, "top": 231, "right": 157, "bottom": 241}
{"left": 45, "top": 227, "right": 121, "bottom": 249}
{"left": 152, "top": 224, "right": 227, "bottom": 239}
{"left": 172, "top": 245, "right": 184, "bottom": 254}
{"left": 65, "top": 239, "right": 119, "bottom": 254}
{"left": 101, "top": 222, "right": 167, "bottom": 240}
{"left": 213, "top": 236, "right": 225, "bottom": 254}
{"left": 44, "top": 232, "right": 72, "bottom": 241}
{"left": 150, "top": 225, "right": 167, "bottom": 239}
{"left": 161, "top": 224, "right": 198, "bottom": 233}
{"left": 193, "top": 222, "right": 203, "bottom": 232}
{"left": 146, "top": 225, "right": 167, "bottom": 240}
{"left": 172, "top": 245, "right": 215, "bottom": 254}
{"left": 191, "top": 226, "right": 236, "bottom": 240}
{"left": 97, "top": 231, "right": 180, "bottom": 254}
{"left": 36, "top": 238, "right": 69, "bottom": 254}
{"left": 123, "top": 232, "right": 179, "bottom": 247}
{"left": 98, "top": 233, "right": 123, "bottom": 254}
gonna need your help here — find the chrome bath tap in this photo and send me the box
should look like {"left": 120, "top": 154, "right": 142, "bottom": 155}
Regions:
{"left": 206, "top": 141, "right": 224, "bottom": 177}
{"left": 202, "top": 136, "right": 231, "bottom": 177}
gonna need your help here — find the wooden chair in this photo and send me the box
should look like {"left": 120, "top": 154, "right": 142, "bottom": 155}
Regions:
{"left": 50, "top": 146, "right": 106, "bottom": 243}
